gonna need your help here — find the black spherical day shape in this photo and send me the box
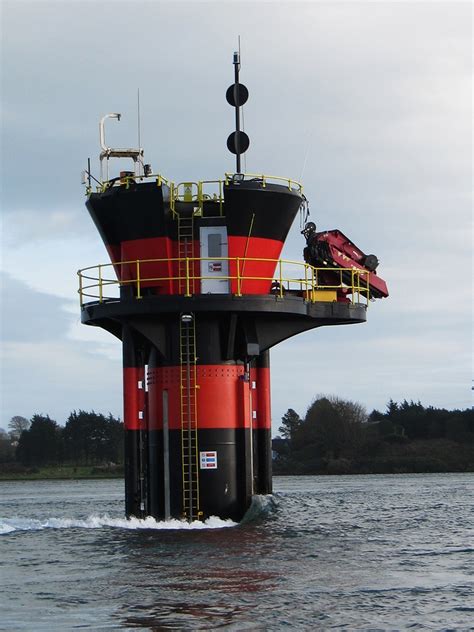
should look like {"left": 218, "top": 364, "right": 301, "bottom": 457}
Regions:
{"left": 227, "top": 130, "right": 250, "bottom": 155}
{"left": 226, "top": 83, "right": 249, "bottom": 107}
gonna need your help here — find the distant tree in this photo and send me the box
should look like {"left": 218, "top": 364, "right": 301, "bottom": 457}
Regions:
{"left": 278, "top": 408, "right": 302, "bottom": 440}
{"left": 8, "top": 415, "right": 30, "bottom": 440}
{"left": 424, "top": 406, "right": 449, "bottom": 439}
{"left": 445, "top": 411, "right": 474, "bottom": 444}
{"left": 394, "top": 400, "right": 427, "bottom": 438}
{"left": 330, "top": 396, "right": 367, "bottom": 425}
{"left": 105, "top": 414, "right": 124, "bottom": 463}
{"left": 386, "top": 400, "right": 399, "bottom": 418}
{"left": 16, "top": 415, "right": 63, "bottom": 466}
{"left": 294, "top": 395, "right": 367, "bottom": 459}
{"left": 0, "top": 428, "right": 15, "bottom": 463}
{"left": 63, "top": 410, "right": 123, "bottom": 465}
{"left": 368, "top": 409, "right": 384, "bottom": 422}
{"left": 276, "top": 396, "right": 474, "bottom": 474}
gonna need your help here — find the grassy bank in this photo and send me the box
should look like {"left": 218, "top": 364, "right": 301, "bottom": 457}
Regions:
{"left": 0, "top": 464, "right": 124, "bottom": 481}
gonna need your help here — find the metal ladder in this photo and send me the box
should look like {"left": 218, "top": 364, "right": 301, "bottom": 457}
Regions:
{"left": 179, "top": 314, "right": 201, "bottom": 521}
{"left": 177, "top": 212, "right": 194, "bottom": 295}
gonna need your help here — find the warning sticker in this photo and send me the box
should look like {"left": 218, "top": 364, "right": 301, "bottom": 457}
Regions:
{"left": 200, "top": 451, "right": 217, "bottom": 469}
{"left": 208, "top": 262, "right": 222, "bottom": 272}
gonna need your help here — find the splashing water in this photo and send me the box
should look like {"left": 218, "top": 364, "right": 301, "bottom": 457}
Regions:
{"left": 0, "top": 493, "right": 277, "bottom": 534}
{"left": 240, "top": 494, "right": 279, "bottom": 524}
{"left": 0, "top": 513, "right": 236, "bottom": 534}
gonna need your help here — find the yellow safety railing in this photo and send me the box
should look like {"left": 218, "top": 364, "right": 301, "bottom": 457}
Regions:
{"left": 85, "top": 172, "right": 173, "bottom": 195}
{"left": 85, "top": 172, "right": 302, "bottom": 203}
{"left": 78, "top": 257, "right": 370, "bottom": 307}
{"left": 170, "top": 180, "right": 225, "bottom": 217}
{"left": 224, "top": 173, "right": 303, "bottom": 193}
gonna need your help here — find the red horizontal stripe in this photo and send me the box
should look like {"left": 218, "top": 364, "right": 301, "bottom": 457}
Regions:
{"left": 228, "top": 236, "right": 284, "bottom": 294}
{"left": 146, "top": 365, "right": 266, "bottom": 430}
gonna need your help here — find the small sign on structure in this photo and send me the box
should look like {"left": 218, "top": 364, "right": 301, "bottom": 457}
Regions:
{"left": 200, "top": 451, "right": 218, "bottom": 469}
{"left": 209, "top": 263, "right": 222, "bottom": 272}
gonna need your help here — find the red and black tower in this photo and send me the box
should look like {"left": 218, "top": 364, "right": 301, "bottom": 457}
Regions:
{"left": 79, "top": 54, "right": 385, "bottom": 522}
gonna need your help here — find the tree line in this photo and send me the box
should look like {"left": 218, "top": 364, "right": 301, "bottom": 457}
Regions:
{"left": 274, "top": 397, "right": 474, "bottom": 475}
{"left": 1, "top": 398, "right": 472, "bottom": 475}
{"left": 0, "top": 411, "right": 123, "bottom": 467}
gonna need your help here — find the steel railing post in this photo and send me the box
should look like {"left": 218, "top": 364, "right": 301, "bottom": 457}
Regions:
{"left": 98, "top": 265, "right": 103, "bottom": 303}
{"left": 279, "top": 260, "right": 283, "bottom": 298}
{"left": 78, "top": 271, "right": 83, "bottom": 307}
{"left": 136, "top": 260, "right": 142, "bottom": 299}
{"left": 304, "top": 264, "right": 308, "bottom": 300}
{"left": 236, "top": 258, "right": 241, "bottom": 296}
{"left": 185, "top": 258, "right": 191, "bottom": 297}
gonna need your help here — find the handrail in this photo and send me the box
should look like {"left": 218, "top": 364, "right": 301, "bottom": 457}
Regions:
{"left": 85, "top": 172, "right": 303, "bottom": 200}
{"left": 224, "top": 172, "right": 303, "bottom": 193}
{"left": 77, "top": 257, "right": 370, "bottom": 308}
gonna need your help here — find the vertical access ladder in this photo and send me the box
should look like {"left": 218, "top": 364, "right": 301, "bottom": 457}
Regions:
{"left": 179, "top": 314, "right": 201, "bottom": 521}
{"left": 176, "top": 194, "right": 196, "bottom": 296}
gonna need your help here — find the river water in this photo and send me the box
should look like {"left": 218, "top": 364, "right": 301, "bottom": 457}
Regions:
{"left": 1, "top": 473, "right": 473, "bottom": 630}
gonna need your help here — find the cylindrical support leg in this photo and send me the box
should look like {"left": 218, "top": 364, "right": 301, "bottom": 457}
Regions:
{"left": 123, "top": 325, "right": 147, "bottom": 517}
{"left": 255, "top": 350, "right": 272, "bottom": 494}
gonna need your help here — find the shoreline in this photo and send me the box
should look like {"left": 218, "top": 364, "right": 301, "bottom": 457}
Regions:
{"left": 1, "top": 468, "right": 472, "bottom": 482}
{"left": 0, "top": 465, "right": 124, "bottom": 481}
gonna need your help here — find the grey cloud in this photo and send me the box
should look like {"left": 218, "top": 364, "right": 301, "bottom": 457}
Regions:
{"left": 0, "top": 271, "right": 73, "bottom": 342}
{"left": 2, "top": 208, "right": 92, "bottom": 245}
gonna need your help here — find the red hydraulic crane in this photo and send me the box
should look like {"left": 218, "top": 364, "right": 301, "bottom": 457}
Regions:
{"left": 302, "top": 222, "right": 389, "bottom": 300}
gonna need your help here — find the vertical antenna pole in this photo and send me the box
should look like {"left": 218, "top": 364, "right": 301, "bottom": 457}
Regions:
{"left": 87, "top": 157, "right": 91, "bottom": 189}
{"left": 233, "top": 51, "right": 241, "bottom": 173}
{"left": 137, "top": 88, "right": 141, "bottom": 176}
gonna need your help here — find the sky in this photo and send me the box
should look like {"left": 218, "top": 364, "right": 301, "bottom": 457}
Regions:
{"left": 1, "top": 1, "right": 472, "bottom": 435}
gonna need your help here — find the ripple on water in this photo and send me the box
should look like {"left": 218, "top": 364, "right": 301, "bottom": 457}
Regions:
{"left": 0, "top": 473, "right": 473, "bottom": 630}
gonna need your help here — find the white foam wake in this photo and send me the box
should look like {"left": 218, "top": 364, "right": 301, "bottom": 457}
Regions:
{"left": 0, "top": 514, "right": 237, "bottom": 534}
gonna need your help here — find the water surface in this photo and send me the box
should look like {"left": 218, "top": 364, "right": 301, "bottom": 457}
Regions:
{"left": 1, "top": 473, "right": 473, "bottom": 629}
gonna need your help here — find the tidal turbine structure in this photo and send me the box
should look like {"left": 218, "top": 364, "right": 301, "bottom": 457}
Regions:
{"left": 78, "top": 53, "right": 388, "bottom": 522}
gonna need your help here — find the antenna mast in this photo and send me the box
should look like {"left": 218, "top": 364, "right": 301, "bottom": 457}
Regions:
{"left": 137, "top": 88, "right": 142, "bottom": 175}
{"left": 226, "top": 46, "right": 249, "bottom": 174}
{"left": 233, "top": 51, "right": 241, "bottom": 173}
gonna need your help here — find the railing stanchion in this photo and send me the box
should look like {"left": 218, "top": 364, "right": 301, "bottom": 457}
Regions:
{"left": 136, "top": 260, "right": 142, "bottom": 299}
{"left": 197, "top": 181, "right": 203, "bottom": 215}
{"left": 304, "top": 264, "right": 308, "bottom": 301}
{"left": 78, "top": 272, "right": 83, "bottom": 307}
{"left": 279, "top": 260, "right": 283, "bottom": 298}
{"left": 236, "top": 258, "right": 241, "bottom": 296}
{"left": 98, "top": 265, "right": 103, "bottom": 303}
{"left": 185, "top": 258, "right": 191, "bottom": 297}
